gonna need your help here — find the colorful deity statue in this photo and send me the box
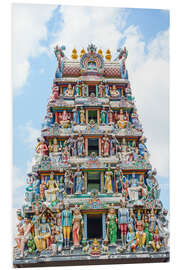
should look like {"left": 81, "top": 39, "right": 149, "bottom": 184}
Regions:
{"left": 62, "top": 144, "right": 70, "bottom": 164}
{"left": 17, "top": 217, "right": 32, "bottom": 258}
{"left": 61, "top": 204, "right": 72, "bottom": 248}
{"left": 64, "top": 84, "right": 74, "bottom": 97}
{"left": 42, "top": 108, "right": 54, "bottom": 131}
{"left": 74, "top": 166, "right": 84, "bottom": 194}
{"left": 105, "top": 170, "right": 113, "bottom": 193}
{"left": 59, "top": 110, "right": 70, "bottom": 128}
{"left": 117, "top": 109, "right": 127, "bottom": 129}
{"left": 149, "top": 209, "right": 157, "bottom": 232}
{"left": 152, "top": 226, "right": 161, "bottom": 252}
{"left": 32, "top": 207, "right": 41, "bottom": 238}
{"left": 15, "top": 209, "right": 24, "bottom": 250}
{"left": 144, "top": 216, "right": 153, "bottom": 248}
{"left": 102, "top": 134, "right": 110, "bottom": 157}
{"left": 64, "top": 166, "right": 74, "bottom": 194}
{"left": 118, "top": 200, "right": 130, "bottom": 248}
{"left": 77, "top": 133, "right": 84, "bottom": 156}
{"left": 110, "top": 85, "right": 120, "bottom": 97}
{"left": 98, "top": 82, "right": 104, "bottom": 97}
{"left": 72, "top": 207, "right": 84, "bottom": 247}
{"left": 108, "top": 108, "right": 114, "bottom": 125}
{"left": 110, "top": 134, "right": 120, "bottom": 156}
{"left": 39, "top": 177, "right": 46, "bottom": 201}
{"left": 54, "top": 226, "right": 64, "bottom": 253}
{"left": 80, "top": 107, "right": 85, "bottom": 124}
{"left": 158, "top": 209, "right": 169, "bottom": 248}
{"left": 138, "top": 136, "right": 149, "bottom": 161}
{"left": 146, "top": 169, "right": 160, "bottom": 201}
{"left": 129, "top": 208, "right": 136, "bottom": 231}
{"left": 72, "top": 106, "right": 80, "bottom": 124}
{"left": 34, "top": 214, "right": 51, "bottom": 252}
{"left": 106, "top": 206, "right": 118, "bottom": 245}
{"left": 125, "top": 83, "right": 133, "bottom": 102}
{"left": 81, "top": 83, "right": 88, "bottom": 97}
{"left": 75, "top": 81, "right": 81, "bottom": 97}
{"left": 104, "top": 82, "right": 110, "bottom": 97}
{"left": 101, "top": 107, "right": 107, "bottom": 125}
{"left": 128, "top": 173, "right": 139, "bottom": 203}
{"left": 50, "top": 84, "right": 59, "bottom": 101}
{"left": 45, "top": 172, "right": 59, "bottom": 204}
{"left": 35, "top": 137, "right": 48, "bottom": 162}
{"left": 49, "top": 138, "right": 59, "bottom": 153}
{"left": 135, "top": 210, "right": 146, "bottom": 248}
{"left": 114, "top": 165, "right": 123, "bottom": 193}
{"left": 126, "top": 224, "right": 138, "bottom": 252}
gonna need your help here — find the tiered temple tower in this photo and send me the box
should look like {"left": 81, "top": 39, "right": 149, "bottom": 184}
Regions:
{"left": 13, "top": 43, "right": 169, "bottom": 267}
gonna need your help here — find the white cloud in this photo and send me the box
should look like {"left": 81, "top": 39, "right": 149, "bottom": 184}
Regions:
{"left": 52, "top": 6, "right": 127, "bottom": 58}
{"left": 19, "top": 121, "right": 40, "bottom": 151}
{"left": 12, "top": 4, "right": 56, "bottom": 94}
{"left": 13, "top": 166, "right": 25, "bottom": 208}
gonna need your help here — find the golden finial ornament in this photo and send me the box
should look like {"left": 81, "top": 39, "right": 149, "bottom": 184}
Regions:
{"left": 105, "top": 49, "right": 112, "bottom": 61}
{"left": 98, "top": 49, "right": 104, "bottom": 58}
{"left": 80, "top": 48, "right": 86, "bottom": 58}
{"left": 72, "top": 48, "right": 78, "bottom": 60}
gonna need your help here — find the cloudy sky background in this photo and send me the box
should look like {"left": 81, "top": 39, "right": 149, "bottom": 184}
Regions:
{"left": 12, "top": 4, "right": 169, "bottom": 217}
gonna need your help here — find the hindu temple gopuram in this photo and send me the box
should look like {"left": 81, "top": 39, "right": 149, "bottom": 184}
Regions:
{"left": 13, "top": 43, "right": 169, "bottom": 267}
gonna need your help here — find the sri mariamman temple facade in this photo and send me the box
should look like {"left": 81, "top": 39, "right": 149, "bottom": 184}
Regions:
{"left": 13, "top": 44, "right": 169, "bottom": 267}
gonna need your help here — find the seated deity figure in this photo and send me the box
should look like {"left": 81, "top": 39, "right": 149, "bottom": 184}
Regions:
{"left": 77, "top": 133, "right": 84, "bottom": 156}
{"left": 59, "top": 110, "right": 70, "bottom": 128}
{"left": 74, "top": 166, "right": 84, "bottom": 194}
{"left": 106, "top": 206, "right": 118, "bottom": 245}
{"left": 128, "top": 173, "right": 140, "bottom": 203}
{"left": 126, "top": 224, "right": 139, "bottom": 252}
{"left": 64, "top": 84, "right": 74, "bottom": 97}
{"left": 105, "top": 170, "right": 113, "bottom": 193}
{"left": 117, "top": 109, "right": 127, "bottom": 129}
{"left": 102, "top": 134, "right": 110, "bottom": 157}
{"left": 34, "top": 214, "right": 51, "bottom": 252}
{"left": 42, "top": 108, "right": 54, "bottom": 131}
{"left": 72, "top": 207, "right": 84, "bottom": 247}
{"left": 110, "top": 85, "right": 120, "bottom": 97}
{"left": 45, "top": 172, "right": 59, "bottom": 203}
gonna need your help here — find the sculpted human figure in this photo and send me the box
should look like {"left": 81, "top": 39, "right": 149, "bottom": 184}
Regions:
{"left": 105, "top": 170, "right": 113, "bottom": 193}
{"left": 118, "top": 200, "right": 130, "bottom": 248}
{"left": 77, "top": 133, "right": 84, "bottom": 156}
{"left": 106, "top": 206, "right": 118, "bottom": 245}
{"left": 114, "top": 165, "right": 123, "bottom": 193}
{"left": 108, "top": 108, "right": 114, "bottom": 125}
{"left": 128, "top": 173, "right": 139, "bottom": 203}
{"left": 98, "top": 82, "right": 104, "bottom": 97}
{"left": 64, "top": 83, "right": 74, "bottom": 97}
{"left": 15, "top": 210, "right": 24, "bottom": 250}
{"left": 101, "top": 107, "right": 107, "bottom": 125}
{"left": 138, "top": 136, "right": 149, "bottom": 161}
{"left": 74, "top": 166, "right": 84, "bottom": 194}
{"left": 18, "top": 217, "right": 32, "bottom": 258}
{"left": 110, "top": 134, "right": 119, "bottom": 156}
{"left": 45, "top": 172, "right": 59, "bottom": 203}
{"left": 59, "top": 110, "right": 70, "bottom": 128}
{"left": 64, "top": 166, "right": 74, "bottom": 194}
{"left": 80, "top": 107, "right": 85, "bottom": 124}
{"left": 34, "top": 214, "right": 51, "bottom": 252}
{"left": 110, "top": 85, "right": 119, "bottom": 97}
{"left": 117, "top": 109, "right": 127, "bottom": 129}
{"left": 61, "top": 204, "right": 72, "bottom": 248}
{"left": 72, "top": 207, "right": 84, "bottom": 247}
{"left": 102, "top": 134, "right": 110, "bottom": 157}
{"left": 126, "top": 224, "right": 138, "bottom": 252}
{"left": 135, "top": 210, "right": 146, "bottom": 248}
{"left": 35, "top": 137, "right": 48, "bottom": 160}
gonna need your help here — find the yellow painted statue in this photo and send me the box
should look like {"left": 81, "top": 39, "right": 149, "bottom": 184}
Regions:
{"left": 45, "top": 172, "right": 59, "bottom": 203}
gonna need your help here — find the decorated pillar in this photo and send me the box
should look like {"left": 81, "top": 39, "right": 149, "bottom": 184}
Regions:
{"left": 83, "top": 214, "right": 87, "bottom": 240}
{"left": 97, "top": 109, "right": 100, "bottom": 125}
{"left": 85, "top": 137, "right": 88, "bottom": 156}
{"left": 60, "top": 86, "right": 63, "bottom": 96}
{"left": 101, "top": 171, "right": 104, "bottom": 193}
{"left": 86, "top": 108, "right": 88, "bottom": 124}
{"left": 99, "top": 137, "right": 102, "bottom": 156}
{"left": 84, "top": 172, "right": 88, "bottom": 192}
{"left": 55, "top": 112, "right": 59, "bottom": 123}
{"left": 102, "top": 213, "right": 106, "bottom": 240}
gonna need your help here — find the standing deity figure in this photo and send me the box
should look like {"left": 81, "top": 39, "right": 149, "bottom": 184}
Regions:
{"left": 72, "top": 207, "right": 84, "bottom": 247}
{"left": 108, "top": 108, "right": 114, "bottom": 125}
{"left": 131, "top": 109, "right": 139, "bottom": 128}
{"left": 146, "top": 169, "right": 160, "bottom": 202}
{"left": 35, "top": 137, "right": 48, "bottom": 162}
{"left": 117, "top": 109, "right": 127, "bottom": 129}
{"left": 80, "top": 107, "right": 85, "bottom": 124}
{"left": 56, "top": 176, "right": 65, "bottom": 201}
{"left": 75, "top": 81, "right": 81, "bottom": 97}
{"left": 110, "top": 134, "right": 119, "bottom": 156}
{"left": 49, "top": 138, "right": 59, "bottom": 153}
{"left": 81, "top": 83, "right": 88, "bottom": 97}
{"left": 110, "top": 85, "right": 120, "bottom": 97}
{"left": 105, "top": 170, "right": 113, "bottom": 193}
{"left": 59, "top": 110, "right": 70, "bottom": 128}
{"left": 61, "top": 204, "right": 72, "bottom": 248}
{"left": 64, "top": 83, "right": 74, "bottom": 97}
{"left": 62, "top": 144, "right": 70, "bottom": 164}
{"left": 114, "top": 165, "right": 123, "bottom": 193}
{"left": 67, "top": 135, "right": 77, "bottom": 157}
{"left": 125, "top": 83, "right": 133, "bottom": 102}
{"left": 101, "top": 107, "right": 107, "bottom": 125}
{"left": 98, "top": 82, "right": 104, "bottom": 97}
{"left": 158, "top": 209, "right": 169, "bottom": 248}
{"left": 52, "top": 84, "right": 59, "bottom": 99}
{"left": 149, "top": 209, "right": 157, "bottom": 232}
{"left": 34, "top": 214, "right": 51, "bottom": 252}
{"left": 77, "top": 134, "right": 84, "bottom": 156}
{"left": 55, "top": 209, "right": 62, "bottom": 231}
{"left": 128, "top": 173, "right": 139, "bottom": 203}
{"left": 152, "top": 226, "right": 161, "bottom": 252}
{"left": 106, "top": 206, "right": 118, "bottom": 245}
{"left": 64, "top": 166, "right": 73, "bottom": 194}
{"left": 74, "top": 167, "right": 84, "bottom": 194}
{"left": 24, "top": 173, "right": 35, "bottom": 207}
{"left": 32, "top": 207, "right": 41, "bottom": 238}
{"left": 129, "top": 208, "right": 136, "bottom": 231}
{"left": 126, "top": 224, "right": 138, "bottom": 252}
{"left": 102, "top": 134, "right": 110, "bottom": 157}
{"left": 104, "top": 83, "right": 110, "bottom": 97}
{"left": 15, "top": 210, "right": 24, "bottom": 250}
{"left": 45, "top": 172, "right": 59, "bottom": 204}
{"left": 42, "top": 108, "right": 54, "bottom": 131}
{"left": 54, "top": 45, "right": 66, "bottom": 78}
{"left": 138, "top": 136, "right": 149, "bottom": 161}
{"left": 72, "top": 107, "right": 80, "bottom": 125}
{"left": 135, "top": 210, "right": 146, "bottom": 248}
{"left": 144, "top": 216, "right": 153, "bottom": 248}
{"left": 118, "top": 201, "right": 130, "bottom": 248}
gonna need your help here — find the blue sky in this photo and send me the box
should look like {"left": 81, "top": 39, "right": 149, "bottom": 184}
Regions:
{"left": 13, "top": 4, "right": 169, "bottom": 210}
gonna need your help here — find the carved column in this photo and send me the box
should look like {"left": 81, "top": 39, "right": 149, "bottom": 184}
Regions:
{"left": 84, "top": 172, "right": 88, "bottom": 193}
{"left": 85, "top": 137, "right": 88, "bottom": 156}
{"left": 86, "top": 108, "right": 88, "bottom": 124}
{"left": 99, "top": 137, "right": 102, "bottom": 156}
{"left": 55, "top": 112, "right": 59, "bottom": 123}
{"left": 83, "top": 214, "right": 87, "bottom": 240}
{"left": 97, "top": 109, "right": 100, "bottom": 125}
{"left": 100, "top": 171, "right": 104, "bottom": 193}
{"left": 60, "top": 86, "right": 63, "bottom": 96}
{"left": 102, "top": 213, "right": 106, "bottom": 240}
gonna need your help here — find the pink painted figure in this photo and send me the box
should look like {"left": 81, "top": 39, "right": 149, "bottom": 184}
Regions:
{"left": 72, "top": 207, "right": 84, "bottom": 247}
{"left": 108, "top": 109, "right": 114, "bottom": 125}
{"left": 40, "top": 177, "right": 46, "bottom": 201}
{"left": 19, "top": 217, "right": 32, "bottom": 258}
{"left": 52, "top": 84, "right": 59, "bottom": 100}
{"left": 102, "top": 134, "right": 110, "bottom": 157}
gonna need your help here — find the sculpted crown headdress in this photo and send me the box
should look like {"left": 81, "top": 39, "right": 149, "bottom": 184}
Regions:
{"left": 87, "top": 43, "right": 97, "bottom": 54}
